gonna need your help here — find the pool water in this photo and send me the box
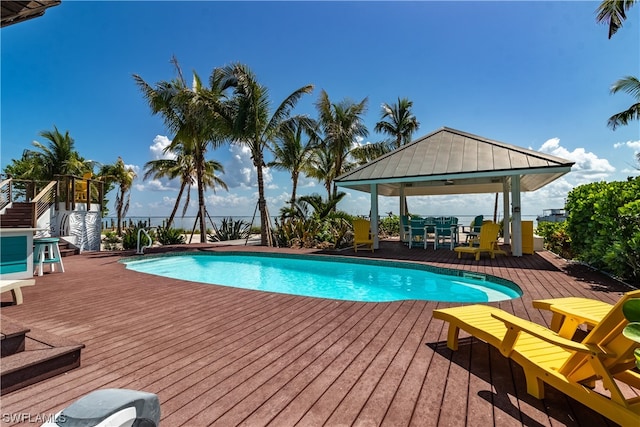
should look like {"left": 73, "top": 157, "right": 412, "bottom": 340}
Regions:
{"left": 122, "top": 253, "right": 522, "bottom": 303}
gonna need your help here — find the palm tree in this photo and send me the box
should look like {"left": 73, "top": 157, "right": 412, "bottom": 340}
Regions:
{"left": 607, "top": 76, "right": 640, "bottom": 130}
{"left": 304, "top": 148, "right": 336, "bottom": 200}
{"left": 217, "top": 63, "right": 313, "bottom": 246}
{"left": 315, "top": 90, "right": 368, "bottom": 198}
{"left": 375, "top": 97, "right": 420, "bottom": 149}
{"left": 351, "top": 97, "right": 420, "bottom": 165}
{"left": 100, "top": 157, "right": 136, "bottom": 236}
{"left": 143, "top": 145, "right": 228, "bottom": 229}
{"left": 596, "top": 0, "right": 636, "bottom": 38}
{"left": 268, "top": 117, "right": 317, "bottom": 207}
{"left": 27, "top": 126, "right": 92, "bottom": 179}
{"left": 134, "top": 57, "right": 227, "bottom": 242}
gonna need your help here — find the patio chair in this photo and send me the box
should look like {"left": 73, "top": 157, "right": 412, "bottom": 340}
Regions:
{"left": 432, "top": 289, "right": 640, "bottom": 427}
{"left": 434, "top": 217, "right": 459, "bottom": 249}
{"left": 462, "top": 215, "right": 483, "bottom": 243}
{"left": 352, "top": 219, "right": 374, "bottom": 252}
{"left": 532, "top": 296, "right": 615, "bottom": 339}
{"left": 400, "top": 215, "right": 410, "bottom": 244}
{"left": 408, "top": 218, "right": 427, "bottom": 249}
{"left": 74, "top": 172, "right": 92, "bottom": 202}
{"left": 453, "top": 222, "right": 504, "bottom": 260}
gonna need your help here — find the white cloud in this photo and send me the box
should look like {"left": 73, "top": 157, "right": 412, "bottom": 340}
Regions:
{"left": 144, "top": 179, "right": 176, "bottom": 192}
{"left": 149, "top": 135, "right": 175, "bottom": 160}
{"left": 613, "top": 139, "right": 640, "bottom": 152}
{"left": 538, "top": 138, "right": 615, "bottom": 181}
{"left": 223, "top": 144, "right": 273, "bottom": 189}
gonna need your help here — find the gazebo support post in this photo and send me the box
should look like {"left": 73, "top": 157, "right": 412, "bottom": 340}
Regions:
{"left": 511, "top": 175, "right": 523, "bottom": 256}
{"left": 370, "top": 184, "right": 379, "bottom": 249}
{"left": 399, "top": 184, "right": 407, "bottom": 242}
{"left": 503, "top": 179, "right": 511, "bottom": 245}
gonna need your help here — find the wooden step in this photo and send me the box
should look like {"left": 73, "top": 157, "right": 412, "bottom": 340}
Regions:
{"left": 0, "top": 320, "right": 84, "bottom": 395}
{"left": 0, "top": 318, "right": 29, "bottom": 357}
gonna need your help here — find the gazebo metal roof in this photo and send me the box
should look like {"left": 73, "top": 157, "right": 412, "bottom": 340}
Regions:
{"left": 335, "top": 127, "right": 574, "bottom": 196}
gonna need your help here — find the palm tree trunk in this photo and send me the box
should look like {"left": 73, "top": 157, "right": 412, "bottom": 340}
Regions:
{"left": 256, "top": 152, "right": 271, "bottom": 246}
{"left": 167, "top": 183, "right": 186, "bottom": 229}
{"left": 117, "top": 187, "right": 124, "bottom": 236}
{"left": 196, "top": 152, "right": 207, "bottom": 243}
{"left": 290, "top": 171, "right": 298, "bottom": 206}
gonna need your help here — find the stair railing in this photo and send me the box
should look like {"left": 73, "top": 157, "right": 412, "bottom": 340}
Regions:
{"left": 30, "top": 181, "right": 58, "bottom": 228}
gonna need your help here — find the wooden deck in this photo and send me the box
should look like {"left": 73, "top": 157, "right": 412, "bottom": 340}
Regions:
{"left": 0, "top": 241, "right": 635, "bottom": 426}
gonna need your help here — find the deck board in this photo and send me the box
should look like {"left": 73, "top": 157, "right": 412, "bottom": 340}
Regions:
{"left": 0, "top": 241, "right": 635, "bottom": 426}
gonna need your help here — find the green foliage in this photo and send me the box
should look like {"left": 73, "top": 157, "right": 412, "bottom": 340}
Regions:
{"left": 273, "top": 212, "right": 354, "bottom": 249}
{"left": 566, "top": 177, "right": 640, "bottom": 284}
{"left": 122, "top": 221, "right": 155, "bottom": 250}
{"left": 155, "top": 225, "right": 186, "bottom": 245}
{"left": 208, "top": 217, "right": 250, "bottom": 242}
{"left": 379, "top": 215, "right": 400, "bottom": 237}
{"left": 535, "top": 222, "right": 573, "bottom": 259}
{"left": 622, "top": 299, "right": 640, "bottom": 369}
{"left": 273, "top": 217, "right": 322, "bottom": 248}
{"left": 101, "top": 231, "right": 121, "bottom": 251}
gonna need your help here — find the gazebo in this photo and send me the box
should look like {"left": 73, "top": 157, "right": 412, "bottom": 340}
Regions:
{"left": 334, "top": 127, "right": 575, "bottom": 256}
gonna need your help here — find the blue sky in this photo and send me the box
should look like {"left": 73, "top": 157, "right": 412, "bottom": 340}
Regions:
{"left": 2, "top": 1, "right": 639, "bottom": 223}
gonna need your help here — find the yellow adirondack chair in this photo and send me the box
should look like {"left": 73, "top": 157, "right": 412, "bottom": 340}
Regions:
{"left": 532, "top": 296, "right": 615, "bottom": 338}
{"left": 74, "top": 172, "right": 93, "bottom": 202}
{"left": 453, "top": 222, "right": 505, "bottom": 260}
{"left": 433, "top": 289, "right": 640, "bottom": 426}
{"left": 352, "top": 219, "right": 374, "bottom": 253}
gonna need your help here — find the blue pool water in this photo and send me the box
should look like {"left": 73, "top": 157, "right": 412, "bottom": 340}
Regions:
{"left": 122, "top": 253, "right": 522, "bottom": 303}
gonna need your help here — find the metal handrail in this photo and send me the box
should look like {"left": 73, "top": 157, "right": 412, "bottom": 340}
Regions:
{"left": 136, "top": 227, "right": 154, "bottom": 255}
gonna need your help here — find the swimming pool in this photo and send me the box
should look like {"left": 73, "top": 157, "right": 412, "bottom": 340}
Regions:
{"left": 122, "top": 253, "right": 522, "bottom": 303}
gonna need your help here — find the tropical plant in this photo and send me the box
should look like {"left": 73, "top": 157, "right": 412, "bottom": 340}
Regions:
{"left": 217, "top": 62, "right": 313, "bottom": 246}
{"left": 268, "top": 116, "right": 317, "bottom": 207}
{"left": 622, "top": 298, "right": 640, "bottom": 369}
{"left": 565, "top": 177, "right": 640, "bottom": 284}
{"left": 607, "top": 76, "right": 640, "bottom": 130}
{"left": 274, "top": 192, "right": 354, "bottom": 249}
{"left": 134, "top": 57, "right": 228, "bottom": 242}
{"left": 314, "top": 90, "right": 368, "bottom": 198}
{"left": 351, "top": 97, "right": 420, "bottom": 165}
{"left": 101, "top": 230, "right": 121, "bottom": 251}
{"left": 379, "top": 215, "right": 400, "bottom": 237}
{"left": 535, "top": 221, "right": 573, "bottom": 259}
{"left": 121, "top": 221, "right": 154, "bottom": 250}
{"left": 155, "top": 224, "right": 186, "bottom": 245}
{"left": 6, "top": 126, "right": 93, "bottom": 181}
{"left": 208, "top": 217, "right": 251, "bottom": 242}
{"left": 304, "top": 148, "right": 335, "bottom": 200}
{"left": 596, "top": 0, "right": 636, "bottom": 38}
{"left": 100, "top": 157, "right": 136, "bottom": 236}
{"left": 143, "top": 145, "right": 227, "bottom": 229}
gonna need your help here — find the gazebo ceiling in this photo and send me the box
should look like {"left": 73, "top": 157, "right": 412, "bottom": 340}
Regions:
{"left": 1, "top": 1, "right": 61, "bottom": 28}
{"left": 335, "top": 127, "right": 574, "bottom": 196}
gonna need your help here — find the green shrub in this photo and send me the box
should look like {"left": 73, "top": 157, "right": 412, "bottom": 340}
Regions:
{"left": 379, "top": 215, "right": 400, "bottom": 237}
{"left": 102, "top": 231, "right": 121, "bottom": 251}
{"left": 122, "top": 221, "right": 155, "bottom": 250}
{"left": 535, "top": 221, "right": 573, "bottom": 259}
{"left": 273, "top": 217, "right": 321, "bottom": 248}
{"left": 566, "top": 177, "right": 640, "bottom": 284}
{"left": 156, "top": 225, "right": 186, "bottom": 245}
{"left": 208, "top": 217, "right": 250, "bottom": 242}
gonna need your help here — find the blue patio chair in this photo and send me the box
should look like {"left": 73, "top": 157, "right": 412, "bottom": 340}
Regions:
{"left": 463, "top": 215, "right": 484, "bottom": 243}
{"left": 408, "top": 218, "right": 427, "bottom": 249}
{"left": 434, "top": 217, "right": 459, "bottom": 249}
{"left": 400, "top": 215, "right": 410, "bottom": 244}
